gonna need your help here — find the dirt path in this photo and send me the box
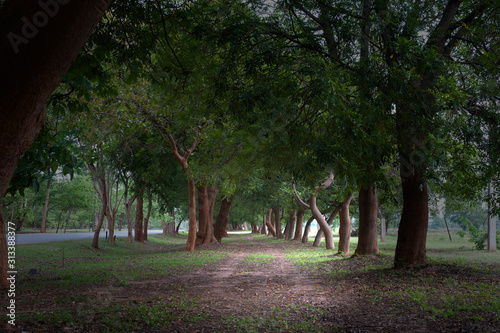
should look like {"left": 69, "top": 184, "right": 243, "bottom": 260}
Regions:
{"left": 97, "top": 234, "right": 352, "bottom": 332}
{"left": 8, "top": 233, "right": 498, "bottom": 332}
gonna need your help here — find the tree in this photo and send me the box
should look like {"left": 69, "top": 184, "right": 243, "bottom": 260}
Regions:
{"left": 355, "top": 185, "right": 379, "bottom": 255}
{"left": 0, "top": 0, "right": 112, "bottom": 288}
{"left": 293, "top": 174, "right": 337, "bottom": 250}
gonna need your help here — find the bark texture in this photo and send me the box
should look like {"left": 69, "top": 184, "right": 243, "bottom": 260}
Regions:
{"left": 214, "top": 195, "right": 234, "bottom": 243}
{"left": 293, "top": 210, "right": 305, "bottom": 241}
{"left": 355, "top": 185, "right": 379, "bottom": 255}
{"left": 134, "top": 189, "right": 144, "bottom": 242}
{"left": 197, "top": 186, "right": 216, "bottom": 245}
{"left": 272, "top": 207, "right": 282, "bottom": 238}
{"left": 185, "top": 178, "right": 197, "bottom": 251}
{"left": 338, "top": 206, "right": 351, "bottom": 254}
{"left": 394, "top": 175, "right": 429, "bottom": 267}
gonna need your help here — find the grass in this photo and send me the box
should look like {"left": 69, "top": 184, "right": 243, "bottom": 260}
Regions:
{"left": 12, "top": 234, "right": 226, "bottom": 292}
{"left": 244, "top": 253, "right": 274, "bottom": 263}
{"left": 224, "top": 304, "right": 327, "bottom": 333}
{"left": 281, "top": 230, "right": 500, "bottom": 329}
{"left": 3, "top": 230, "right": 499, "bottom": 332}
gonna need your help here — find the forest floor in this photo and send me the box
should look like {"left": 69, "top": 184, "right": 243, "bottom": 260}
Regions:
{"left": 2, "top": 232, "right": 500, "bottom": 332}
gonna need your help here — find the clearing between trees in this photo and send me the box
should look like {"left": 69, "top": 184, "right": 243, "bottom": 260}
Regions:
{"left": 2, "top": 232, "right": 499, "bottom": 332}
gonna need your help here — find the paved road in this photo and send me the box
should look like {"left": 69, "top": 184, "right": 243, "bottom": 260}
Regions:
{"left": 11, "top": 230, "right": 164, "bottom": 244}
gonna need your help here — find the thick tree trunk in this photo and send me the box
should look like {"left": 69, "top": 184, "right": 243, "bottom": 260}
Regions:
{"left": 313, "top": 230, "right": 323, "bottom": 247}
{"left": 272, "top": 207, "right": 282, "bottom": 238}
{"left": 197, "top": 185, "right": 213, "bottom": 245}
{"left": 283, "top": 214, "right": 291, "bottom": 240}
{"left": 0, "top": 0, "right": 112, "bottom": 288}
{"left": 207, "top": 186, "right": 218, "bottom": 242}
{"left": 355, "top": 185, "right": 380, "bottom": 255}
{"left": 134, "top": 189, "right": 144, "bottom": 242}
{"left": 143, "top": 188, "right": 152, "bottom": 241}
{"left": 162, "top": 219, "right": 168, "bottom": 236}
{"left": 265, "top": 208, "right": 277, "bottom": 237}
{"left": 41, "top": 176, "right": 51, "bottom": 233}
{"left": 395, "top": 174, "right": 429, "bottom": 267}
{"left": 338, "top": 205, "right": 351, "bottom": 254}
{"left": 214, "top": 194, "right": 234, "bottom": 242}
{"left": 285, "top": 210, "right": 296, "bottom": 240}
{"left": 293, "top": 210, "right": 305, "bottom": 241}
{"left": 185, "top": 177, "right": 198, "bottom": 251}
{"left": 302, "top": 216, "right": 314, "bottom": 243}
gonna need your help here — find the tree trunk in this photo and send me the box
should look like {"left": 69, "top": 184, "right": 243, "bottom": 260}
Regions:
{"left": 92, "top": 177, "right": 107, "bottom": 249}
{"left": 283, "top": 221, "right": 290, "bottom": 239}
{"left": 355, "top": 185, "right": 380, "bottom": 255}
{"left": 338, "top": 205, "right": 351, "bottom": 254}
{"left": 63, "top": 208, "right": 73, "bottom": 233}
{"left": 134, "top": 189, "right": 144, "bottom": 242}
{"left": 162, "top": 219, "right": 168, "bottom": 236}
{"left": 380, "top": 215, "right": 387, "bottom": 242}
{"left": 0, "top": 0, "right": 113, "bottom": 288}
{"left": 272, "top": 206, "right": 282, "bottom": 238}
{"left": 176, "top": 218, "right": 183, "bottom": 233}
{"left": 55, "top": 211, "right": 63, "bottom": 234}
{"left": 487, "top": 184, "right": 497, "bottom": 252}
{"left": 309, "top": 196, "right": 334, "bottom": 250}
{"left": 185, "top": 177, "right": 197, "bottom": 251}
{"left": 293, "top": 210, "right": 305, "bottom": 241}
{"left": 313, "top": 229, "right": 323, "bottom": 247}
{"left": 143, "top": 188, "right": 152, "bottom": 241}
{"left": 125, "top": 197, "right": 135, "bottom": 243}
{"left": 207, "top": 186, "right": 218, "bottom": 242}
{"left": 265, "top": 208, "right": 277, "bottom": 237}
{"left": 214, "top": 194, "right": 234, "bottom": 242}
{"left": 394, "top": 174, "right": 429, "bottom": 267}
{"left": 260, "top": 213, "right": 267, "bottom": 234}
{"left": 107, "top": 179, "right": 119, "bottom": 245}
{"left": 197, "top": 185, "right": 213, "bottom": 245}
{"left": 302, "top": 216, "right": 314, "bottom": 243}
{"left": 41, "top": 176, "right": 51, "bottom": 233}
{"left": 285, "top": 210, "right": 296, "bottom": 240}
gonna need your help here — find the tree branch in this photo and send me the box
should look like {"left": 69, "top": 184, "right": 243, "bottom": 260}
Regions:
{"left": 426, "top": 0, "right": 462, "bottom": 51}
{"left": 292, "top": 183, "right": 311, "bottom": 210}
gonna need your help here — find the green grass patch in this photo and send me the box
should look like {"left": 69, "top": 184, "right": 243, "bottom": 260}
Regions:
{"left": 14, "top": 234, "right": 226, "bottom": 289}
{"left": 244, "top": 253, "right": 274, "bottom": 263}
{"left": 224, "top": 304, "right": 328, "bottom": 332}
